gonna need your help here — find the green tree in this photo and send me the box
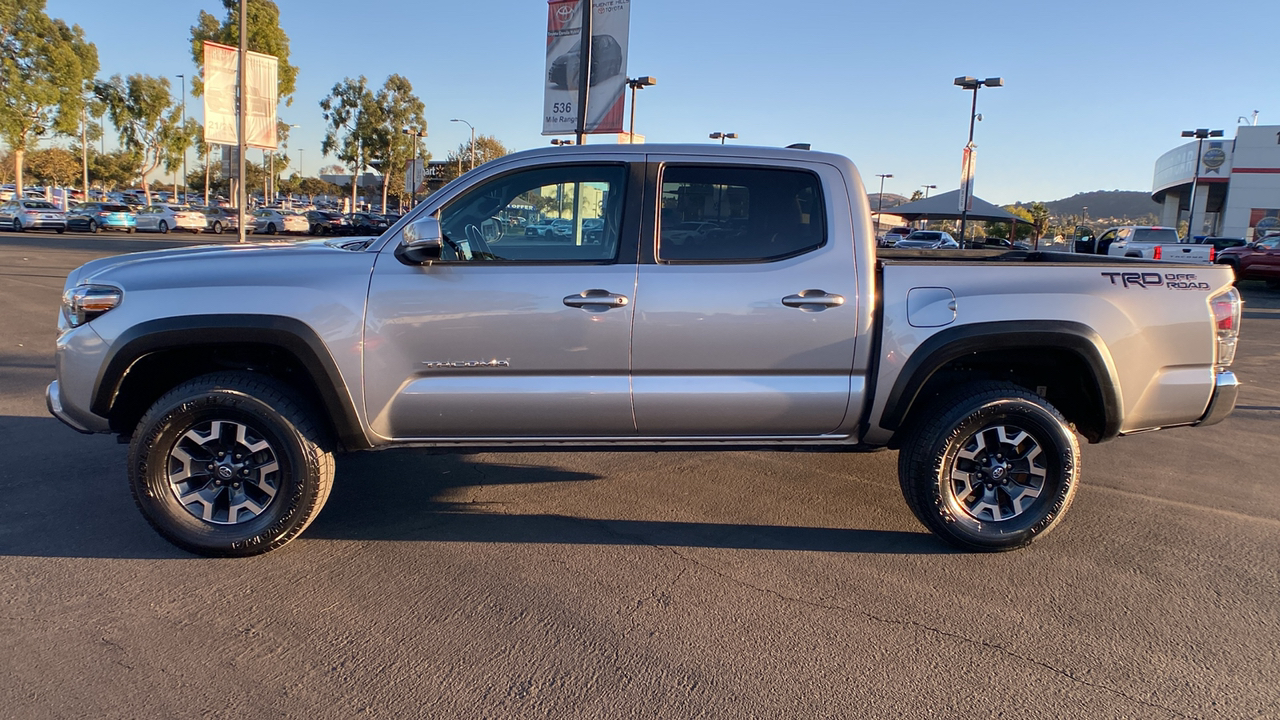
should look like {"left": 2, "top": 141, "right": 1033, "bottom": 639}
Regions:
{"left": 88, "top": 149, "right": 143, "bottom": 190}
{"left": 188, "top": 0, "right": 298, "bottom": 106}
{"left": 909, "top": 189, "right": 923, "bottom": 202}
{"left": 366, "top": 74, "right": 428, "bottom": 211}
{"left": 26, "top": 147, "right": 79, "bottom": 186}
{"left": 319, "top": 76, "right": 378, "bottom": 211}
{"left": 298, "top": 175, "right": 337, "bottom": 199}
{"left": 436, "top": 134, "right": 511, "bottom": 186}
{"left": 1028, "top": 201, "right": 1050, "bottom": 243}
{"left": 0, "top": 0, "right": 99, "bottom": 193}
{"left": 100, "top": 74, "right": 187, "bottom": 204}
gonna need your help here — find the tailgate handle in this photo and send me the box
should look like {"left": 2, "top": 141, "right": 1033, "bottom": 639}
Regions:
{"left": 782, "top": 290, "right": 845, "bottom": 311}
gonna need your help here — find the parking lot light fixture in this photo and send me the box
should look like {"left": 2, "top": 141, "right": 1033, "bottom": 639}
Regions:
{"left": 1180, "top": 128, "right": 1225, "bottom": 239}
{"left": 875, "top": 174, "right": 893, "bottom": 229}
{"left": 401, "top": 127, "right": 428, "bottom": 207}
{"left": 921, "top": 184, "right": 936, "bottom": 198}
{"left": 709, "top": 132, "right": 738, "bottom": 145}
{"left": 954, "top": 75, "right": 1003, "bottom": 244}
{"left": 450, "top": 118, "right": 476, "bottom": 170}
{"left": 626, "top": 76, "right": 656, "bottom": 143}
{"left": 550, "top": 138, "right": 575, "bottom": 146}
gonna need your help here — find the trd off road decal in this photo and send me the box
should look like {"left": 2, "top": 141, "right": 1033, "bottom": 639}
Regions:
{"left": 1101, "top": 272, "right": 1212, "bottom": 290}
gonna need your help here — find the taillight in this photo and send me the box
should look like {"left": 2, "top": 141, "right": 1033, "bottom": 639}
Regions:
{"left": 1153, "top": 246, "right": 1162, "bottom": 260}
{"left": 1210, "top": 287, "right": 1242, "bottom": 367}
{"left": 1209, "top": 247, "right": 1215, "bottom": 262}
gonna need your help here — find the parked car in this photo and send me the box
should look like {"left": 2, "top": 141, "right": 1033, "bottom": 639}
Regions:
{"left": 66, "top": 203, "right": 137, "bottom": 233}
{"left": 969, "top": 237, "right": 1032, "bottom": 251}
{"left": 880, "top": 226, "right": 915, "bottom": 247}
{"left": 46, "top": 142, "right": 1242, "bottom": 558}
{"left": 252, "top": 208, "right": 309, "bottom": 235}
{"left": 1192, "top": 236, "right": 1248, "bottom": 252}
{"left": 201, "top": 207, "right": 241, "bottom": 235}
{"left": 305, "top": 210, "right": 349, "bottom": 235}
{"left": 525, "top": 218, "right": 574, "bottom": 238}
{"left": 1217, "top": 235, "right": 1280, "bottom": 287}
{"left": 135, "top": 205, "right": 205, "bottom": 234}
{"left": 547, "top": 34, "right": 624, "bottom": 88}
{"left": 0, "top": 199, "right": 66, "bottom": 233}
{"left": 895, "top": 230, "right": 959, "bottom": 249}
{"left": 349, "top": 212, "right": 391, "bottom": 235}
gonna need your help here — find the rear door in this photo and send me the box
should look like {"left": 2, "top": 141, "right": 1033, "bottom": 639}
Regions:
{"left": 629, "top": 156, "right": 860, "bottom": 436}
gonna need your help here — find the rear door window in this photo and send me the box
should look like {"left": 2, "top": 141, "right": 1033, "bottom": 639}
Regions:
{"left": 657, "top": 165, "right": 825, "bottom": 262}
{"left": 1133, "top": 228, "right": 1179, "bottom": 244}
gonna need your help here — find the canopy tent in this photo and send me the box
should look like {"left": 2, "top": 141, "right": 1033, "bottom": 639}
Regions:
{"left": 883, "top": 189, "right": 1023, "bottom": 224}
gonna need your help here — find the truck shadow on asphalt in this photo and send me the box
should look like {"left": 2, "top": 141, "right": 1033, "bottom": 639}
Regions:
{"left": 0, "top": 418, "right": 946, "bottom": 559}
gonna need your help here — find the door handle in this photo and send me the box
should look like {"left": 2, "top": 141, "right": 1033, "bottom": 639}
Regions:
{"left": 563, "top": 289, "right": 629, "bottom": 311}
{"left": 782, "top": 289, "right": 845, "bottom": 311}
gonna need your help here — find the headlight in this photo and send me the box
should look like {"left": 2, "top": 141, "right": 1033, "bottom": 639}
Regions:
{"left": 62, "top": 284, "right": 122, "bottom": 327}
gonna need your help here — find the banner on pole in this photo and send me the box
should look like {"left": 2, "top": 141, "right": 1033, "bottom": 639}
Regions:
{"left": 542, "top": 0, "right": 630, "bottom": 135}
{"left": 958, "top": 144, "right": 976, "bottom": 213}
{"left": 201, "top": 42, "right": 279, "bottom": 149}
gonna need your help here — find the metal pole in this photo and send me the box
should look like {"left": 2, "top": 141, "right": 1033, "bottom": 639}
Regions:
{"left": 236, "top": 0, "right": 247, "bottom": 242}
{"left": 574, "top": 0, "right": 592, "bottom": 145}
{"left": 958, "top": 84, "right": 979, "bottom": 246}
{"left": 178, "top": 74, "right": 186, "bottom": 203}
{"left": 629, "top": 83, "right": 637, "bottom": 143}
{"left": 469, "top": 126, "right": 475, "bottom": 171}
{"left": 81, "top": 103, "right": 88, "bottom": 204}
{"left": 1187, "top": 136, "right": 1203, "bottom": 239}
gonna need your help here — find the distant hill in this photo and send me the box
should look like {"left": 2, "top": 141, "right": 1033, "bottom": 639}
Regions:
{"left": 867, "top": 193, "right": 910, "bottom": 209}
{"left": 1013, "top": 191, "right": 1160, "bottom": 224}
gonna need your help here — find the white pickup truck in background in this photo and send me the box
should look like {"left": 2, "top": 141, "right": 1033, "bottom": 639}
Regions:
{"left": 1092, "top": 225, "right": 1216, "bottom": 262}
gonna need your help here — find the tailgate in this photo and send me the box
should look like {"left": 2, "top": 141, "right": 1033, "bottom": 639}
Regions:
{"left": 1158, "top": 244, "right": 1213, "bottom": 262}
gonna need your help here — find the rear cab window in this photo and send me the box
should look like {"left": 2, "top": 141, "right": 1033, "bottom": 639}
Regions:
{"left": 657, "top": 165, "right": 826, "bottom": 263}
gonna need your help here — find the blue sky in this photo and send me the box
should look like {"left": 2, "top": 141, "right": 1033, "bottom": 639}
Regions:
{"left": 45, "top": 0, "right": 1280, "bottom": 204}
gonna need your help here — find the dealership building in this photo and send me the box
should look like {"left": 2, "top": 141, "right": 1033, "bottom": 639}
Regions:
{"left": 1152, "top": 124, "right": 1280, "bottom": 239}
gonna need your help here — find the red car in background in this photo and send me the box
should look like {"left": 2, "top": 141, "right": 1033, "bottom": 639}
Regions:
{"left": 1217, "top": 234, "right": 1280, "bottom": 287}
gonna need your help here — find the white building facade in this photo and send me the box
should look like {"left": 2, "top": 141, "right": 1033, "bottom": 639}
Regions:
{"left": 1152, "top": 125, "right": 1280, "bottom": 240}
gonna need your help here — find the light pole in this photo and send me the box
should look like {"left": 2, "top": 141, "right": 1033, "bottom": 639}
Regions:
{"left": 626, "top": 76, "right": 656, "bottom": 143}
{"left": 402, "top": 126, "right": 428, "bottom": 208}
{"left": 273, "top": 123, "right": 299, "bottom": 202}
{"left": 709, "top": 132, "right": 738, "bottom": 145}
{"left": 451, "top": 118, "right": 475, "bottom": 170}
{"left": 1180, "top": 128, "right": 1223, "bottom": 239}
{"left": 176, "top": 74, "right": 186, "bottom": 202}
{"left": 875, "top": 173, "right": 893, "bottom": 232}
{"left": 953, "top": 75, "right": 1003, "bottom": 245}
{"left": 921, "top": 184, "right": 936, "bottom": 198}
{"left": 297, "top": 148, "right": 303, "bottom": 178}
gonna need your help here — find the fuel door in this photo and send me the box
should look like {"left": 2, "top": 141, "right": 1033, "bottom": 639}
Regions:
{"left": 907, "top": 287, "right": 957, "bottom": 328}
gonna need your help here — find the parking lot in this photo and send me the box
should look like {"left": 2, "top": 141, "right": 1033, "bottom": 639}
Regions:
{"left": 1, "top": 230, "right": 1277, "bottom": 719}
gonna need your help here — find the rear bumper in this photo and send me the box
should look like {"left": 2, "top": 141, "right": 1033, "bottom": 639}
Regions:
{"left": 1195, "top": 371, "right": 1239, "bottom": 427}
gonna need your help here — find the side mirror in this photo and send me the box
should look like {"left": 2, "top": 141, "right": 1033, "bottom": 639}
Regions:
{"left": 395, "top": 217, "right": 443, "bottom": 265}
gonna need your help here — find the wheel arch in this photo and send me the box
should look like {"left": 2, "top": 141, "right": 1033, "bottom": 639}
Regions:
{"left": 879, "top": 320, "right": 1122, "bottom": 445}
{"left": 92, "top": 315, "right": 371, "bottom": 451}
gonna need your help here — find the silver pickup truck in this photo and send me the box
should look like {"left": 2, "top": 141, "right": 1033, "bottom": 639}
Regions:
{"left": 47, "top": 144, "right": 1242, "bottom": 557}
{"left": 1091, "top": 225, "right": 1216, "bottom": 263}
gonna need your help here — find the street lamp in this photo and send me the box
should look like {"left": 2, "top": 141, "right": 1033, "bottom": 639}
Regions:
{"left": 176, "top": 74, "right": 186, "bottom": 202}
{"left": 550, "top": 138, "right": 575, "bottom": 146}
{"left": 297, "top": 149, "right": 303, "bottom": 178}
{"left": 709, "top": 132, "right": 738, "bottom": 145}
{"left": 270, "top": 123, "right": 299, "bottom": 202}
{"left": 450, "top": 118, "right": 476, "bottom": 170}
{"left": 402, "top": 126, "right": 428, "bottom": 208}
{"left": 1180, "top": 128, "right": 1224, "bottom": 239}
{"left": 875, "top": 173, "right": 893, "bottom": 230}
{"left": 953, "top": 75, "right": 1003, "bottom": 244}
{"left": 626, "top": 76, "right": 656, "bottom": 143}
{"left": 921, "top": 184, "right": 936, "bottom": 198}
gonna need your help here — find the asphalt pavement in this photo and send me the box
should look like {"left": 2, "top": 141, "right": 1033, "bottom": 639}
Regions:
{"left": 1, "top": 230, "right": 1277, "bottom": 719}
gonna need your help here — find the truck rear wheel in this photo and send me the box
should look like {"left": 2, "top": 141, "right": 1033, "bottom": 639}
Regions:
{"left": 127, "top": 372, "right": 334, "bottom": 557}
{"left": 898, "top": 381, "right": 1079, "bottom": 552}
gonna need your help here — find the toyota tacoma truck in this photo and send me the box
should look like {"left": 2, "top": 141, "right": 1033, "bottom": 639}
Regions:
{"left": 47, "top": 144, "right": 1242, "bottom": 557}
{"left": 1088, "top": 225, "right": 1216, "bottom": 263}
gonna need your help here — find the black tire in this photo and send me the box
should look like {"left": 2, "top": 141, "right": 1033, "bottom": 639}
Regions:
{"left": 56, "top": 227, "right": 65, "bottom": 234}
{"left": 308, "top": 224, "right": 318, "bottom": 236}
{"left": 13, "top": 219, "right": 23, "bottom": 232}
{"left": 89, "top": 220, "right": 100, "bottom": 234}
{"left": 127, "top": 372, "right": 335, "bottom": 557}
{"left": 898, "top": 381, "right": 1080, "bottom": 552}
{"left": 126, "top": 227, "right": 135, "bottom": 234}
{"left": 212, "top": 221, "right": 223, "bottom": 235}
{"left": 158, "top": 220, "right": 169, "bottom": 234}
{"left": 267, "top": 223, "right": 277, "bottom": 235}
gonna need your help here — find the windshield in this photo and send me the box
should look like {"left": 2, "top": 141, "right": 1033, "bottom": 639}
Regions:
{"left": 907, "top": 232, "right": 941, "bottom": 240}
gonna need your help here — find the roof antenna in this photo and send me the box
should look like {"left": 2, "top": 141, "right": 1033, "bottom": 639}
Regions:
{"left": 786, "top": 143, "right": 811, "bottom": 150}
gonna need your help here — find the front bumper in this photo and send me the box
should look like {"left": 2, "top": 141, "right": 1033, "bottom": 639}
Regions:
{"left": 46, "top": 380, "right": 99, "bottom": 434}
{"left": 1195, "top": 371, "right": 1240, "bottom": 426}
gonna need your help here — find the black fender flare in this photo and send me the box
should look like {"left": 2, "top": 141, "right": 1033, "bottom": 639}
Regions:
{"left": 91, "top": 314, "right": 371, "bottom": 450}
{"left": 877, "top": 320, "right": 1123, "bottom": 441}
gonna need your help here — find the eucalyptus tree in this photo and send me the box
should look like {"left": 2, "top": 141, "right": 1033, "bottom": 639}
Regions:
{"left": 0, "top": 0, "right": 99, "bottom": 193}
{"left": 319, "top": 76, "right": 378, "bottom": 212}
{"left": 100, "top": 74, "right": 187, "bottom": 204}
{"left": 368, "top": 74, "right": 428, "bottom": 211}
{"left": 188, "top": 0, "right": 298, "bottom": 106}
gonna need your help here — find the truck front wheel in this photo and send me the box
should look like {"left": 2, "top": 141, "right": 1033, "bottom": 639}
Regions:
{"left": 127, "top": 372, "right": 334, "bottom": 557}
{"left": 898, "top": 382, "right": 1080, "bottom": 552}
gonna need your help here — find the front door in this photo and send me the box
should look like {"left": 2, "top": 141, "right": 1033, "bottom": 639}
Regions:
{"left": 363, "top": 161, "right": 640, "bottom": 440}
{"left": 630, "top": 158, "right": 861, "bottom": 436}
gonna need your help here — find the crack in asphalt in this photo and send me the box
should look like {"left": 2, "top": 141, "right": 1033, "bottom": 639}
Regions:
{"left": 573, "top": 514, "right": 1195, "bottom": 720}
